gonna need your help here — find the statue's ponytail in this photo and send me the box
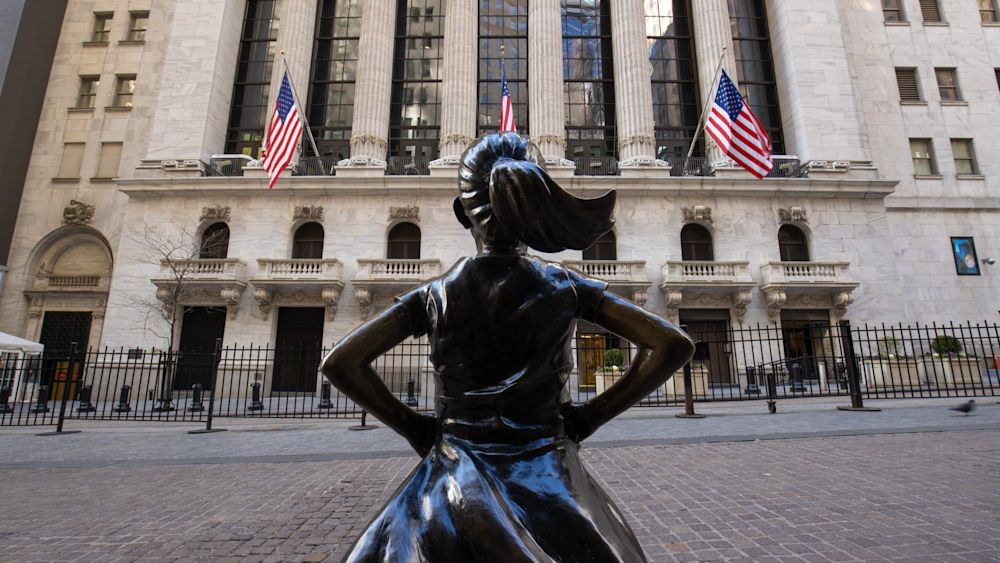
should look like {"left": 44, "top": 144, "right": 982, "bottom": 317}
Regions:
{"left": 457, "top": 133, "right": 615, "bottom": 253}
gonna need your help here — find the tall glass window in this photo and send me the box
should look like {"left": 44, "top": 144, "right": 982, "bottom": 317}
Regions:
{"left": 645, "top": 0, "right": 700, "bottom": 160}
{"left": 728, "top": 0, "right": 784, "bottom": 154}
{"left": 225, "top": 0, "right": 282, "bottom": 158}
{"left": 562, "top": 0, "right": 616, "bottom": 162}
{"left": 390, "top": 0, "right": 446, "bottom": 165}
{"left": 307, "top": 0, "right": 361, "bottom": 162}
{"left": 478, "top": 0, "right": 528, "bottom": 135}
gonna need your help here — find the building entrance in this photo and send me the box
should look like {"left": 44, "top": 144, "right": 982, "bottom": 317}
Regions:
{"left": 38, "top": 311, "right": 92, "bottom": 401}
{"left": 678, "top": 315, "right": 733, "bottom": 386}
{"left": 272, "top": 307, "right": 324, "bottom": 393}
{"left": 174, "top": 307, "right": 227, "bottom": 391}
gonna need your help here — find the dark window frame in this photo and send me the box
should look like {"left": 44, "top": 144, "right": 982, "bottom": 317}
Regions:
{"left": 910, "top": 138, "right": 938, "bottom": 176}
{"left": 778, "top": 225, "right": 809, "bottom": 262}
{"left": 728, "top": 0, "right": 785, "bottom": 154}
{"left": 91, "top": 12, "right": 113, "bottom": 43}
{"left": 680, "top": 224, "right": 715, "bottom": 261}
{"left": 77, "top": 76, "right": 100, "bottom": 108}
{"left": 562, "top": 0, "right": 617, "bottom": 161}
{"left": 292, "top": 222, "right": 325, "bottom": 259}
{"left": 582, "top": 231, "right": 617, "bottom": 261}
{"left": 882, "top": 0, "right": 906, "bottom": 22}
{"left": 982, "top": 0, "right": 1000, "bottom": 23}
{"left": 306, "top": 0, "right": 361, "bottom": 162}
{"left": 200, "top": 223, "right": 232, "bottom": 259}
{"left": 934, "top": 67, "right": 962, "bottom": 102}
{"left": 126, "top": 11, "right": 149, "bottom": 41}
{"left": 225, "top": 0, "right": 281, "bottom": 158}
{"left": 477, "top": 0, "right": 529, "bottom": 136}
{"left": 950, "top": 138, "right": 979, "bottom": 176}
{"left": 387, "top": 222, "right": 422, "bottom": 260}
{"left": 112, "top": 74, "right": 136, "bottom": 108}
{"left": 646, "top": 0, "right": 701, "bottom": 160}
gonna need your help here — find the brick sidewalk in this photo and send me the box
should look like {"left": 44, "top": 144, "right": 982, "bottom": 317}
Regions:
{"left": 1, "top": 429, "right": 998, "bottom": 562}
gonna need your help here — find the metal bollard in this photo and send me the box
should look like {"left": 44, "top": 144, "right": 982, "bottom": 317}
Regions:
{"left": 112, "top": 384, "right": 131, "bottom": 412}
{"left": 405, "top": 378, "right": 418, "bottom": 407}
{"left": 349, "top": 409, "right": 378, "bottom": 431}
{"left": 248, "top": 382, "right": 264, "bottom": 411}
{"left": 789, "top": 361, "right": 806, "bottom": 393}
{"left": 188, "top": 383, "right": 205, "bottom": 412}
{"left": 766, "top": 371, "right": 778, "bottom": 414}
{"left": 675, "top": 362, "right": 706, "bottom": 419}
{"left": 77, "top": 384, "right": 97, "bottom": 413}
{"left": 836, "top": 361, "right": 849, "bottom": 390}
{"left": 0, "top": 386, "right": 12, "bottom": 414}
{"left": 31, "top": 385, "right": 50, "bottom": 413}
{"left": 744, "top": 366, "right": 761, "bottom": 395}
{"left": 318, "top": 380, "right": 333, "bottom": 409}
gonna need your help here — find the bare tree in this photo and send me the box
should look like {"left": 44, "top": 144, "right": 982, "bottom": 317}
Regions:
{"left": 127, "top": 221, "right": 229, "bottom": 411}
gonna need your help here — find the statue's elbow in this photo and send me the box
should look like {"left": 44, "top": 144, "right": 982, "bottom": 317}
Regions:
{"left": 320, "top": 349, "right": 350, "bottom": 385}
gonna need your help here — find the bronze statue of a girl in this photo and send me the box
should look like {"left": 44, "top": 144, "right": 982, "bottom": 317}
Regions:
{"left": 322, "top": 133, "right": 694, "bottom": 562}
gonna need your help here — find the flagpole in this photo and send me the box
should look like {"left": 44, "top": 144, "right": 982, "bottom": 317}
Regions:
{"left": 280, "top": 51, "right": 321, "bottom": 158}
{"left": 686, "top": 46, "right": 728, "bottom": 159}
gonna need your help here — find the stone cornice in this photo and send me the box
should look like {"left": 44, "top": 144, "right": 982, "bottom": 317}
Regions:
{"left": 117, "top": 176, "right": 899, "bottom": 200}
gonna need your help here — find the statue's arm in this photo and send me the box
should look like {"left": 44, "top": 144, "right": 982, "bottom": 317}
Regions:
{"left": 563, "top": 292, "right": 695, "bottom": 442}
{"left": 320, "top": 303, "right": 436, "bottom": 456}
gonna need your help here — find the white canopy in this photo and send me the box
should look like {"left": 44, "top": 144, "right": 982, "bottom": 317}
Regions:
{"left": 0, "top": 331, "right": 44, "bottom": 354}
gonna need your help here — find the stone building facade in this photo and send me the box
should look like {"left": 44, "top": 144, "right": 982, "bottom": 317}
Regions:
{"left": 0, "top": 0, "right": 997, "bottom": 377}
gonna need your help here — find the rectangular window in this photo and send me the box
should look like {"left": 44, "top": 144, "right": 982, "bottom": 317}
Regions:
{"left": 562, "top": 0, "right": 617, "bottom": 165}
{"left": 57, "top": 143, "right": 85, "bottom": 179}
{"left": 477, "top": 0, "right": 529, "bottom": 136}
{"left": 895, "top": 68, "right": 921, "bottom": 101}
{"left": 729, "top": 0, "right": 785, "bottom": 154}
{"left": 77, "top": 76, "right": 100, "bottom": 108}
{"left": 918, "top": 0, "right": 943, "bottom": 22}
{"left": 910, "top": 138, "right": 937, "bottom": 176}
{"left": 951, "top": 139, "right": 979, "bottom": 176}
{"left": 646, "top": 0, "right": 701, "bottom": 160}
{"left": 882, "top": 0, "right": 905, "bottom": 22}
{"left": 127, "top": 11, "right": 149, "bottom": 41}
{"left": 935, "top": 68, "right": 961, "bottom": 101}
{"left": 225, "top": 0, "right": 281, "bottom": 158}
{"left": 305, "top": 0, "right": 361, "bottom": 162}
{"left": 113, "top": 75, "right": 136, "bottom": 107}
{"left": 91, "top": 13, "right": 113, "bottom": 42}
{"left": 980, "top": 0, "right": 999, "bottom": 23}
{"left": 95, "top": 142, "right": 123, "bottom": 179}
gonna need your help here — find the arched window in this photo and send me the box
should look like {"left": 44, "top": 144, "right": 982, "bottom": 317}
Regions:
{"left": 387, "top": 222, "right": 421, "bottom": 259}
{"left": 292, "top": 222, "right": 325, "bottom": 259}
{"left": 200, "top": 223, "right": 230, "bottom": 259}
{"left": 680, "top": 224, "right": 714, "bottom": 261}
{"left": 778, "top": 225, "right": 809, "bottom": 262}
{"left": 583, "top": 231, "right": 617, "bottom": 261}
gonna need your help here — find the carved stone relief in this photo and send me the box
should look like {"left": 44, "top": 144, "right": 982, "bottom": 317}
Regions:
{"left": 63, "top": 200, "right": 95, "bottom": 225}
{"left": 200, "top": 205, "right": 231, "bottom": 223}
{"left": 778, "top": 207, "right": 808, "bottom": 224}
{"left": 294, "top": 205, "right": 324, "bottom": 222}
{"left": 389, "top": 206, "right": 420, "bottom": 221}
{"left": 682, "top": 206, "right": 713, "bottom": 224}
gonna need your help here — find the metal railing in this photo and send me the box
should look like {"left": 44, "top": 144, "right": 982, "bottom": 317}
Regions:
{"left": 386, "top": 156, "right": 431, "bottom": 176}
{"left": 294, "top": 156, "right": 338, "bottom": 176}
{"left": 573, "top": 156, "right": 620, "bottom": 176}
{"left": 666, "top": 156, "right": 713, "bottom": 177}
{"left": 207, "top": 155, "right": 255, "bottom": 177}
{"left": 767, "top": 156, "right": 806, "bottom": 178}
{"left": 2, "top": 321, "right": 997, "bottom": 426}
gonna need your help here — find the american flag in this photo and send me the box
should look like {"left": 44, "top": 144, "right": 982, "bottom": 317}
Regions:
{"left": 263, "top": 72, "right": 302, "bottom": 189}
{"left": 499, "top": 64, "right": 516, "bottom": 133}
{"left": 705, "top": 70, "right": 773, "bottom": 179}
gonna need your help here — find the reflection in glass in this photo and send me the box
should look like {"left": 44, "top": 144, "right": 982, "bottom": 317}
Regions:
{"left": 561, "top": 0, "right": 616, "bottom": 160}
{"left": 307, "top": 0, "right": 362, "bottom": 162}
{"left": 645, "top": 0, "right": 701, "bottom": 160}
{"left": 728, "top": 0, "right": 784, "bottom": 154}
{"left": 226, "top": 0, "right": 282, "bottom": 158}
{"left": 391, "top": 0, "right": 446, "bottom": 161}
{"left": 478, "top": 0, "right": 528, "bottom": 135}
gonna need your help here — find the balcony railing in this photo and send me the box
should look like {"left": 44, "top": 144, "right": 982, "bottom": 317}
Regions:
{"left": 47, "top": 276, "right": 101, "bottom": 288}
{"left": 386, "top": 156, "right": 431, "bottom": 176}
{"left": 355, "top": 259, "right": 442, "bottom": 280}
{"left": 563, "top": 260, "right": 646, "bottom": 284}
{"left": 573, "top": 156, "right": 620, "bottom": 177}
{"left": 293, "top": 157, "right": 338, "bottom": 176}
{"left": 256, "top": 259, "right": 343, "bottom": 279}
{"left": 161, "top": 259, "right": 247, "bottom": 279}
{"left": 760, "top": 261, "right": 854, "bottom": 285}
{"left": 766, "top": 156, "right": 806, "bottom": 179}
{"left": 666, "top": 156, "right": 713, "bottom": 177}
{"left": 207, "top": 155, "right": 255, "bottom": 177}
{"left": 663, "top": 261, "right": 753, "bottom": 283}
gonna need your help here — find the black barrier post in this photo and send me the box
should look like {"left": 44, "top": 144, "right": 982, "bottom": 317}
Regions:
{"left": 38, "top": 343, "right": 83, "bottom": 436}
{"left": 190, "top": 338, "right": 226, "bottom": 434}
{"left": 0, "top": 386, "right": 12, "bottom": 413}
{"left": 77, "top": 385, "right": 96, "bottom": 413}
{"left": 188, "top": 384, "right": 205, "bottom": 412}
{"left": 31, "top": 385, "right": 50, "bottom": 413}
{"left": 405, "top": 378, "right": 418, "bottom": 407}
{"left": 350, "top": 409, "right": 378, "bottom": 431}
{"left": 837, "top": 320, "right": 881, "bottom": 412}
{"left": 676, "top": 325, "right": 705, "bottom": 419}
{"left": 744, "top": 366, "right": 761, "bottom": 395}
{"left": 318, "top": 380, "right": 334, "bottom": 409}
{"left": 113, "top": 384, "right": 132, "bottom": 412}
{"left": 248, "top": 382, "right": 264, "bottom": 411}
{"left": 766, "top": 369, "right": 778, "bottom": 414}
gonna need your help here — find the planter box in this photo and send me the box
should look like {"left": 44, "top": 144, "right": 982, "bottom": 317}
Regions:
{"left": 861, "top": 359, "right": 922, "bottom": 388}
{"left": 918, "top": 359, "right": 952, "bottom": 386}
{"left": 594, "top": 369, "right": 625, "bottom": 395}
{"left": 662, "top": 367, "right": 709, "bottom": 397}
{"left": 947, "top": 357, "right": 988, "bottom": 385}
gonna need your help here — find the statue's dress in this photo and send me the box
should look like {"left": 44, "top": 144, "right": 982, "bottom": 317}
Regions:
{"left": 344, "top": 255, "right": 647, "bottom": 563}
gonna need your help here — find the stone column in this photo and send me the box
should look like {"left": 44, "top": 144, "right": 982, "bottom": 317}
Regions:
{"left": 690, "top": 0, "right": 737, "bottom": 163}
{"left": 609, "top": 0, "right": 659, "bottom": 167}
{"left": 434, "top": 0, "right": 477, "bottom": 165}
{"left": 269, "top": 0, "right": 319, "bottom": 162}
{"left": 347, "top": 0, "right": 395, "bottom": 166}
{"left": 144, "top": 0, "right": 245, "bottom": 168}
{"left": 528, "top": 0, "right": 570, "bottom": 164}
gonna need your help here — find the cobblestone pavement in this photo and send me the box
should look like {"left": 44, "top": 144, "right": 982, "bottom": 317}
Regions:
{"left": 1, "top": 423, "right": 999, "bottom": 561}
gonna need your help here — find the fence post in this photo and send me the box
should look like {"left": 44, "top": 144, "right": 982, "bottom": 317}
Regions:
{"left": 37, "top": 343, "right": 83, "bottom": 436}
{"left": 676, "top": 325, "right": 705, "bottom": 419}
{"left": 318, "top": 380, "right": 334, "bottom": 409}
{"left": 837, "top": 320, "right": 881, "bottom": 412}
{"left": 0, "top": 386, "right": 12, "bottom": 413}
{"left": 189, "top": 338, "right": 226, "bottom": 434}
{"left": 113, "top": 384, "right": 132, "bottom": 412}
{"left": 766, "top": 368, "right": 778, "bottom": 414}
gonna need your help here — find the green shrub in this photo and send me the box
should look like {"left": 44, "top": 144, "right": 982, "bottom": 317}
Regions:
{"left": 603, "top": 348, "right": 624, "bottom": 368}
{"left": 877, "top": 337, "right": 900, "bottom": 358}
{"left": 930, "top": 335, "right": 962, "bottom": 355}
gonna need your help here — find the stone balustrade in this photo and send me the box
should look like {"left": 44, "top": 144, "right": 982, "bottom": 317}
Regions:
{"left": 563, "top": 260, "right": 647, "bottom": 284}
{"left": 256, "top": 259, "right": 343, "bottom": 279}
{"left": 160, "top": 258, "right": 247, "bottom": 279}
{"left": 355, "top": 259, "right": 442, "bottom": 280}
{"left": 44, "top": 276, "right": 103, "bottom": 289}
{"left": 760, "top": 261, "right": 853, "bottom": 285}
{"left": 662, "top": 260, "right": 753, "bottom": 283}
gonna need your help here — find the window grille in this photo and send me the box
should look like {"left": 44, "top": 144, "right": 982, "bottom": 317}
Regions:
{"left": 895, "top": 68, "right": 921, "bottom": 101}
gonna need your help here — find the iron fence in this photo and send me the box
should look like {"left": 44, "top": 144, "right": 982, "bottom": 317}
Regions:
{"left": 386, "top": 156, "right": 431, "bottom": 176}
{"left": 293, "top": 156, "right": 338, "bottom": 176}
{"left": 2, "top": 322, "right": 997, "bottom": 427}
{"left": 666, "top": 156, "right": 713, "bottom": 177}
{"left": 573, "top": 156, "right": 620, "bottom": 177}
